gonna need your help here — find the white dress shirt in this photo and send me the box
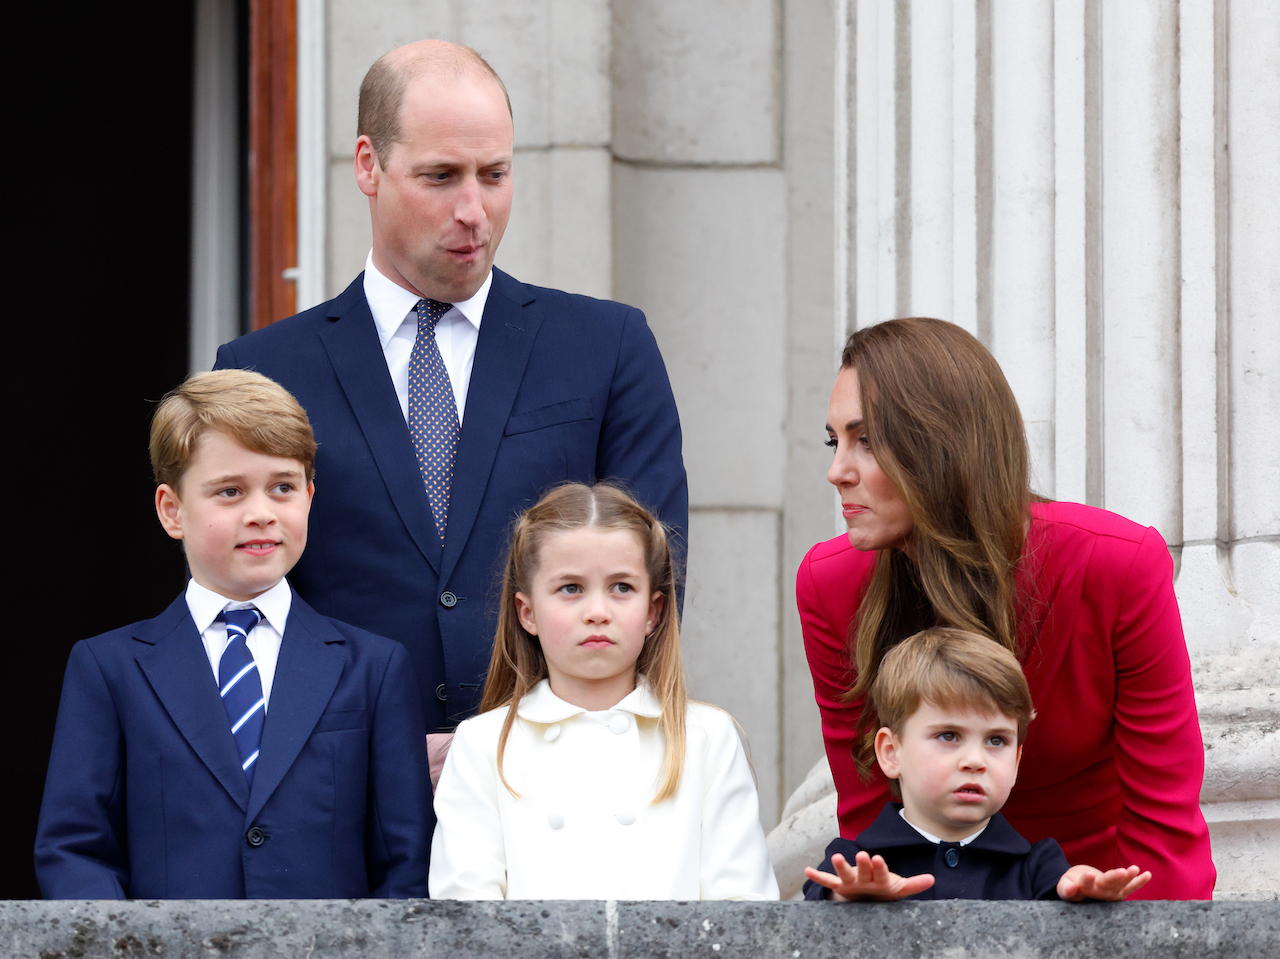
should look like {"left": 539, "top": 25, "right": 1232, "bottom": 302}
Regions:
{"left": 185, "top": 577, "right": 292, "bottom": 709}
{"left": 429, "top": 678, "right": 780, "bottom": 901}
{"left": 362, "top": 251, "right": 491, "bottom": 423}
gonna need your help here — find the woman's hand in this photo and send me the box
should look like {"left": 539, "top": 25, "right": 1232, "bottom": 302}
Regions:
{"left": 805, "top": 851, "right": 935, "bottom": 901}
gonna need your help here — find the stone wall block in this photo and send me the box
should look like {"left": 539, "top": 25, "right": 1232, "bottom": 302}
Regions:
{"left": 495, "top": 149, "right": 551, "bottom": 288}
{"left": 612, "top": 0, "right": 778, "bottom": 163}
{"left": 612, "top": 164, "right": 787, "bottom": 508}
{"left": 327, "top": 0, "right": 455, "bottom": 157}
{"left": 990, "top": 1, "right": 1058, "bottom": 497}
{"left": 681, "top": 509, "right": 781, "bottom": 827}
{"left": 327, "top": 157, "right": 372, "bottom": 299}
{"left": 456, "top": 3, "right": 551, "bottom": 148}
{"left": 1100, "top": 1, "right": 1182, "bottom": 540}
{"left": 1226, "top": 0, "right": 1280, "bottom": 542}
{"left": 549, "top": 0, "right": 611, "bottom": 145}
{"left": 549, "top": 147, "right": 612, "bottom": 298}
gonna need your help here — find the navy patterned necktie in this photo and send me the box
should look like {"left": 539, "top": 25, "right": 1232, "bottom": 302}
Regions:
{"left": 408, "top": 298, "right": 460, "bottom": 544}
{"left": 217, "top": 608, "right": 265, "bottom": 785}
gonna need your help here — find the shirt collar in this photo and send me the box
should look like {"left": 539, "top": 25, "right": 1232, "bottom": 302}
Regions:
{"left": 515, "top": 676, "right": 665, "bottom": 724}
{"left": 185, "top": 577, "right": 293, "bottom": 636}
{"left": 363, "top": 251, "right": 490, "bottom": 348}
{"left": 898, "top": 806, "right": 988, "bottom": 846}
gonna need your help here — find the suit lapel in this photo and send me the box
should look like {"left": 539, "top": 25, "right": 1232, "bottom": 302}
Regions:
{"left": 319, "top": 277, "right": 442, "bottom": 573}
{"left": 135, "top": 596, "right": 250, "bottom": 811}
{"left": 246, "top": 595, "right": 346, "bottom": 823}
{"left": 441, "top": 270, "right": 541, "bottom": 584}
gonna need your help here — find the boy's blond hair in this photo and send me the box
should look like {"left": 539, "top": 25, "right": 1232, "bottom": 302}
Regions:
{"left": 150, "top": 370, "right": 318, "bottom": 489}
{"left": 869, "top": 628, "right": 1034, "bottom": 799}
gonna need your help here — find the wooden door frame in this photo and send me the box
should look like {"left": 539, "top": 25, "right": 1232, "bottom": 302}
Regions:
{"left": 248, "top": 0, "right": 297, "bottom": 329}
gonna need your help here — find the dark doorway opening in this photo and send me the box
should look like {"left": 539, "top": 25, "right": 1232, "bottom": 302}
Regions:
{"left": 8, "top": 5, "right": 200, "bottom": 898}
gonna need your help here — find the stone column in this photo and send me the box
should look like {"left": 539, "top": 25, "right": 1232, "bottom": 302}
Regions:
{"left": 771, "top": 0, "right": 1279, "bottom": 899}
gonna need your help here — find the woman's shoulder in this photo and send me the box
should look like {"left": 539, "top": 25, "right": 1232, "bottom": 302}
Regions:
{"left": 798, "top": 533, "right": 877, "bottom": 589}
{"left": 1030, "top": 501, "right": 1172, "bottom": 574}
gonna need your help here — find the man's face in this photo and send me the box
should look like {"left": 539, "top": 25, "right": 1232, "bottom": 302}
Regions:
{"left": 357, "top": 71, "right": 513, "bottom": 302}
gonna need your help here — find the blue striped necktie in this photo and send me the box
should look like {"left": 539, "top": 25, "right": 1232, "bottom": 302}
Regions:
{"left": 217, "top": 608, "right": 265, "bottom": 785}
{"left": 408, "top": 298, "right": 460, "bottom": 544}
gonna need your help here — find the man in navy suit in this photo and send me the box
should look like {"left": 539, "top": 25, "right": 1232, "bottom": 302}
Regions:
{"left": 215, "top": 40, "right": 688, "bottom": 769}
{"left": 35, "top": 371, "right": 430, "bottom": 898}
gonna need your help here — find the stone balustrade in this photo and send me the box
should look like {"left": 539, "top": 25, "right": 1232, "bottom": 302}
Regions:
{"left": 6, "top": 898, "right": 1277, "bottom": 959}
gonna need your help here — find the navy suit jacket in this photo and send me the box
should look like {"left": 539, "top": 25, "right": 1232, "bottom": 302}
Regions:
{"left": 35, "top": 591, "right": 431, "bottom": 899}
{"left": 214, "top": 270, "right": 688, "bottom": 730}
{"left": 804, "top": 804, "right": 1071, "bottom": 901}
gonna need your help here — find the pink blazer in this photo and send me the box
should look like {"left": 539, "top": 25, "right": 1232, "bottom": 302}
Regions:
{"left": 798, "top": 501, "right": 1215, "bottom": 899}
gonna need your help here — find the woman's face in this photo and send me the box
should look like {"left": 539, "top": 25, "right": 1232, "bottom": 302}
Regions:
{"left": 826, "top": 367, "right": 914, "bottom": 552}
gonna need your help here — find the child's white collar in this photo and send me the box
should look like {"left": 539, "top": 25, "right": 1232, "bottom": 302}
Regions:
{"left": 898, "top": 806, "right": 989, "bottom": 846}
{"left": 516, "top": 676, "right": 664, "bottom": 724}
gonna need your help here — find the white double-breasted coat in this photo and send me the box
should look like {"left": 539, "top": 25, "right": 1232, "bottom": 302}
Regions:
{"left": 429, "top": 679, "right": 779, "bottom": 900}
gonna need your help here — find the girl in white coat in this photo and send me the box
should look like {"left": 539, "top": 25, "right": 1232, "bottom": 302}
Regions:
{"left": 429, "top": 482, "right": 779, "bottom": 900}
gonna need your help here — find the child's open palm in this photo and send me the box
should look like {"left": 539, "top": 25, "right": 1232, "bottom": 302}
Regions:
{"left": 1057, "top": 864, "right": 1152, "bottom": 901}
{"left": 805, "top": 851, "right": 936, "bottom": 901}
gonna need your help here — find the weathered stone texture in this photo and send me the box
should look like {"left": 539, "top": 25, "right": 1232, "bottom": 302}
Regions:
{"left": 6, "top": 899, "right": 1278, "bottom": 959}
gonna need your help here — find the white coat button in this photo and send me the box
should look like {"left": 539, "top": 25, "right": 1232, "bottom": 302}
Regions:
{"left": 543, "top": 724, "right": 561, "bottom": 742}
{"left": 547, "top": 812, "right": 565, "bottom": 829}
{"left": 608, "top": 714, "right": 630, "bottom": 735}
{"left": 614, "top": 809, "right": 637, "bottom": 826}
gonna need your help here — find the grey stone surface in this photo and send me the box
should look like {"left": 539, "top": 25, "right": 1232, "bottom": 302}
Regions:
{"left": 6, "top": 899, "right": 1278, "bottom": 959}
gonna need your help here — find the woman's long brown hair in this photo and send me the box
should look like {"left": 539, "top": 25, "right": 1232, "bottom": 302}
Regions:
{"left": 840, "top": 318, "right": 1034, "bottom": 772}
{"left": 479, "top": 482, "right": 688, "bottom": 802}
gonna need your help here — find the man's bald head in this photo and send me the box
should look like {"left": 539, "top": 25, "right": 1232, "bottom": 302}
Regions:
{"left": 358, "top": 39, "right": 513, "bottom": 165}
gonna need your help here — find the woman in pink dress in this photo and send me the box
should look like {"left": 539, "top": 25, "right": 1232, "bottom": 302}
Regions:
{"left": 800, "top": 317, "right": 1214, "bottom": 899}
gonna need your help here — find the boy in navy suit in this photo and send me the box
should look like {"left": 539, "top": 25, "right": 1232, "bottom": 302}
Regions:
{"left": 35, "top": 370, "right": 431, "bottom": 899}
{"left": 804, "top": 628, "right": 1151, "bottom": 902}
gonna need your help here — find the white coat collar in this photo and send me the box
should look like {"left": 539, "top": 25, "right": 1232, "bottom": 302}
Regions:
{"left": 516, "top": 677, "right": 664, "bottom": 723}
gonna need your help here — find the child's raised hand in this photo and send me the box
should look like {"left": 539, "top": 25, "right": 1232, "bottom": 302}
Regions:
{"left": 804, "top": 851, "right": 936, "bottom": 902}
{"left": 1056, "top": 864, "right": 1152, "bottom": 902}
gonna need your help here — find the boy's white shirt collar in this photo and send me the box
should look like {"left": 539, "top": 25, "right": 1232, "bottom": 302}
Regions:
{"left": 516, "top": 676, "right": 664, "bottom": 724}
{"left": 185, "top": 577, "right": 293, "bottom": 636}
{"left": 363, "top": 251, "right": 490, "bottom": 348}
{"left": 898, "top": 806, "right": 988, "bottom": 846}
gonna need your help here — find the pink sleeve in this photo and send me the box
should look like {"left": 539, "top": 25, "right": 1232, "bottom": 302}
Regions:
{"left": 796, "top": 545, "right": 892, "bottom": 839}
{"left": 1110, "top": 527, "right": 1215, "bottom": 899}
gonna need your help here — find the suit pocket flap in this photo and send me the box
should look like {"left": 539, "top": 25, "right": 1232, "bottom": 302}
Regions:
{"left": 504, "top": 397, "right": 593, "bottom": 436}
{"left": 311, "top": 708, "right": 367, "bottom": 733}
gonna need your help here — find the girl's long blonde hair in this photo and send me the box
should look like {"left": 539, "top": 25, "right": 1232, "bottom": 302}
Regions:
{"left": 479, "top": 482, "right": 688, "bottom": 802}
{"left": 840, "top": 318, "right": 1035, "bottom": 774}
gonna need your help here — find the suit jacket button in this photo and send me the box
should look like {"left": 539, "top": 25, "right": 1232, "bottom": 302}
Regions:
{"left": 614, "top": 809, "right": 637, "bottom": 826}
{"left": 435, "top": 684, "right": 448, "bottom": 702}
{"left": 547, "top": 812, "right": 565, "bottom": 829}
{"left": 440, "top": 591, "right": 458, "bottom": 608}
{"left": 608, "top": 714, "right": 630, "bottom": 735}
{"left": 944, "top": 847, "right": 960, "bottom": 868}
{"left": 246, "top": 827, "right": 265, "bottom": 847}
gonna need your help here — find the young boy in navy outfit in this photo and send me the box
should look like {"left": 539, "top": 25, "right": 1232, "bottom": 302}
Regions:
{"left": 35, "top": 370, "right": 431, "bottom": 899}
{"left": 804, "top": 628, "right": 1152, "bottom": 901}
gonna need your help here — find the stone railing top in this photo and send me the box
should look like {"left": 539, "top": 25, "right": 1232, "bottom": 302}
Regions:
{"left": 6, "top": 898, "right": 1278, "bottom": 959}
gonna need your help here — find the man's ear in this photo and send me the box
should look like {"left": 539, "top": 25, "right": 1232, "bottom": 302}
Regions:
{"left": 354, "top": 135, "right": 381, "bottom": 197}
{"left": 514, "top": 592, "right": 538, "bottom": 636}
{"left": 155, "top": 485, "right": 184, "bottom": 541}
{"left": 874, "top": 727, "right": 902, "bottom": 781}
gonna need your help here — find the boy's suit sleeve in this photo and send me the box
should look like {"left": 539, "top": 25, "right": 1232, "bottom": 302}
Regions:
{"left": 34, "top": 642, "right": 129, "bottom": 899}
{"left": 365, "top": 640, "right": 433, "bottom": 898}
